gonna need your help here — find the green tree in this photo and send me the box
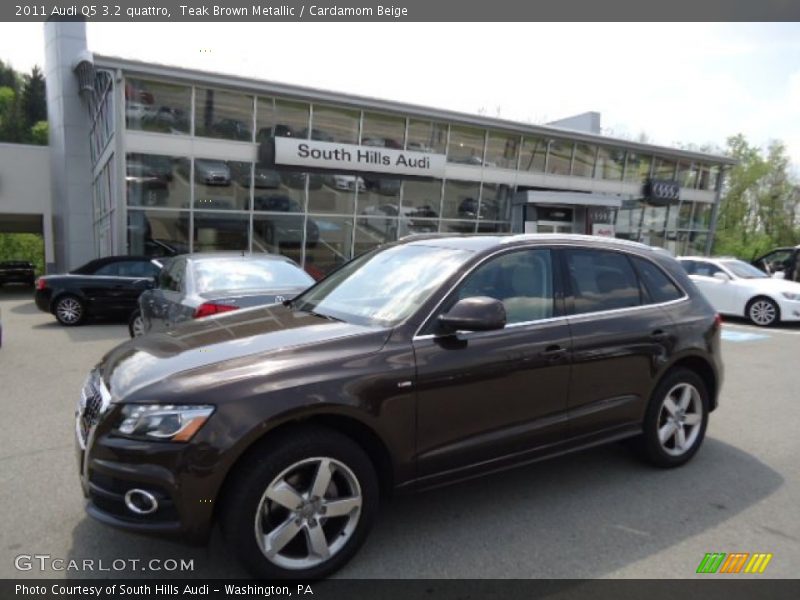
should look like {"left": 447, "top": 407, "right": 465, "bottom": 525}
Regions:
{"left": 713, "top": 134, "right": 800, "bottom": 259}
{"left": 0, "top": 234, "right": 45, "bottom": 275}
{"left": 30, "top": 120, "right": 48, "bottom": 145}
{"left": 21, "top": 65, "right": 46, "bottom": 131}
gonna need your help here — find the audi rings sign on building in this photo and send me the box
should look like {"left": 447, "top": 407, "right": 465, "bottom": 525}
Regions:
{"left": 646, "top": 179, "right": 681, "bottom": 204}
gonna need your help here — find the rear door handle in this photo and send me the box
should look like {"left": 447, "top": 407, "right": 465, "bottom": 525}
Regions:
{"left": 651, "top": 329, "right": 670, "bottom": 341}
{"left": 540, "top": 345, "right": 567, "bottom": 360}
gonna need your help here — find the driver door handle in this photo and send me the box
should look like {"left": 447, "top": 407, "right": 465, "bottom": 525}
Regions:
{"left": 540, "top": 345, "right": 567, "bottom": 361}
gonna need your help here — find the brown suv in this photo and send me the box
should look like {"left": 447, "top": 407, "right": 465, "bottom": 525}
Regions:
{"left": 76, "top": 234, "right": 723, "bottom": 579}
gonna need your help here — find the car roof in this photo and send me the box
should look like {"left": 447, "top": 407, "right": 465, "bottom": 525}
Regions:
{"left": 398, "top": 233, "right": 656, "bottom": 253}
{"left": 181, "top": 252, "right": 294, "bottom": 263}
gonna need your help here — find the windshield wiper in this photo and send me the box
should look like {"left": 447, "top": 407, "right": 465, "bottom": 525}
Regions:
{"left": 306, "top": 309, "right": 344, "bottom": 323}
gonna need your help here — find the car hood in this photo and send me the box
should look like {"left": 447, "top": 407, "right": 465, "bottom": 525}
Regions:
{"left": 99, "top": 304, "right": 390, "bottom": 401}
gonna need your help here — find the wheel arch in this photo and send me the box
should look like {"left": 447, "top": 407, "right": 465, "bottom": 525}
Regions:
{"left": 745, "top": 294, "right": 781, "bottom": 321}
{"left": 659, "top": 354, "right": 719, "bottom": 412}
{"left": 212, "top": 411, "right": 396, "bottom": 522}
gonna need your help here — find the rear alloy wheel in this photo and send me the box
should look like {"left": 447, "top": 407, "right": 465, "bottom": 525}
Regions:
{"left": 54, "top": 295, "right": 85, "bottom": 326}
{"left": 747, "top": 297, "right": 780, "bottom": 327}
{"left": 128, "top": 310, "right": 145, "bottom": 338}
{"left": 222, "top": 427, "right": 378, "bottom": 579}
{"left": 639, "top": 368, "right": 709, "bottom": 468}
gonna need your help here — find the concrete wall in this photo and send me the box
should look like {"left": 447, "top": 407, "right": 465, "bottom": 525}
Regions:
{"left": 0, "top": 142, "right": 55, "bottom": 268}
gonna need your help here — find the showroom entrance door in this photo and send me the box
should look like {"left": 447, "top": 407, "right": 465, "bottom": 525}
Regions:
{"left": 534, "top": 221, "right": 573, "bottom": 234}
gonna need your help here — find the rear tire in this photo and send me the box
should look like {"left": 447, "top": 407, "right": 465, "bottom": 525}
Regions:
{"left": 220, "top": 426, "right": 379, "bottom": 579}
{"left": 128, "top": 309, "right": 145, "bottom": 338}
{"left": 637, "top": 368, "right": 709, "bottom": 468}
{"left": 53, "top": 295, "right": 85, "bottom": 326}
{"left": 746, "top": 296, "right": 780, "bottom": 327}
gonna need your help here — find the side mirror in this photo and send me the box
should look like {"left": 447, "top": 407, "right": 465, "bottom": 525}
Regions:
{"left": 771, "top": 271, "right": 786, "bottom": 280}
{"left": 438, "top": 296, "right": 506, "bottom": 334}
{"left": 712, "top": 272, "right": 730, "bottom": 282}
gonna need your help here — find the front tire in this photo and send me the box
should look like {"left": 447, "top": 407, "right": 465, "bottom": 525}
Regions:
{"left": 747, "top": 296, "right": 780, "bottom": 327}
{"left": 53, "top": 295, "right": 85, "bottom": 326}
{"left": 638, "top": 368, "right": 709, "bottom": 468}
{"left": 221, "top": 427, "right": 379, "bottom": 579}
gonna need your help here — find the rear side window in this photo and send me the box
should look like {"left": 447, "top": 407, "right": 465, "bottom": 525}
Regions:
{"left": 566, "top": 249, "right": 641, "bottom": 314}
{"left": 93, "top": 262, "right": 122, "bottom": 276}
{"left": 159, "top": 260, "right": 185, "bottom": 292}
{"left": 692, "top": 261, "right": 723, "bottom": 277}
{"left": 631, "top": 257, "right": 684, "bottom": 304}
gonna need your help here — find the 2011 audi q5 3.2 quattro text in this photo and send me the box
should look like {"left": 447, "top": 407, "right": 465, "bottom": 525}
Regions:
{"left": 75, "top": 234, "right": 723, "bottom": 579}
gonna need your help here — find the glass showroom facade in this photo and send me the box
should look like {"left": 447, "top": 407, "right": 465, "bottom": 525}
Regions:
{"left": 85, "top": 56, "right": 734, "bottom": 279}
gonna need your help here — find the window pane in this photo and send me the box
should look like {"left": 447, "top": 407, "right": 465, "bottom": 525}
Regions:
{"left": 127, "top": 210, "right": 190, "bottom": 257}
{"left": 566, "top": 249, "right": 641, "bottom": 313}
{"left": 441, "top": 220, "right": 476, "bottom": 233}
{"left": 195, "top": 88, "right": 253, "bottom": 141}
{"left": 596, "top": 147, "right": 625, "bottom": 181}
{"left": 653, "top": 157, "right": 677, "bottom": 180}
{"left": 689, "top": 233, "right": 708, "bottom": 255}
{"left": 448, "top": 125, "right": 485, "bottom": 165}
{"left": 125, "top": 78, "right": 190, "bottom": 135}
{"left": 677, "top": 161, "right": 697, "bottom": 188}
{"left": 614, "top": 198, "right": 643, "bottom": 239}
{"left": 304, "top": 216, "right": 354, "bottom": 276}
{"left": 632, "top": 256, "right": 683, "bottom": 303}
{"left": 94, "top": 262, "right": 121, "bottom": 276}
{"left": 485, "top": 131, "right": 519, "bottom": 169}
{"left": 192, "top": 159, "right": 250, "bottom": 211}
{"left": 192, "top": 211, "right": 249, "bottom": 252}
{"left": 402, "top": 178, "right": 441, "bottom": 213}
{"left": 354, "top": 215, "right": 397, "bottom": 256}
{"left": 678, "top": 201, "right": 694, "bottom": 229}
{"left": 479, "top": 183, "right": 512, "bottom": 224}
{"left": 454, "top": 249, "right": 553, "bottom": 324}
{"left": 442, "top": 180, "right": 481, "bottom": 220}
{"left": 253, "top": 182, "right": 304, "bottom": 213}
{"left": 252, "top": 214, "right": 306, "bottom": 267}
{"left": 308, "top": 173, "right": 358, "bottom": 213}
{"left": 310, "top": 104, "right": 359, "bottom": 143}
{"left": 693, "top": 203, "right": 712, "bottom": 229}
{"left": 361, "top": 111, "right": 405, "bottom": 148}
{"left": 126, "top": 153, "right": 189, "bottom": 209}
{"left": 407, "top": 119, "right": 447, "bottom": 154}
{"left": 546, "top": 139, "right": 573, "bottom": 175}
{"left": 708, "top": 165, "right": 721, "bottom": 191}
{"left": 572, "top": 144, "right": 597, "bottom": 178}
{"left": 624, "top": 153, "right": 652, "bottom": 183}
{"left": 519, "top": 136, "right": 547, "bottom": 172}
{"left": 359, "top": 175, "right": 402, "bottom": 214}
{"left": 257, "top": 98, "right": 309, "bottom": 139}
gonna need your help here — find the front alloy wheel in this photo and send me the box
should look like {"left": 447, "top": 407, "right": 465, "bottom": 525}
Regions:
{"left": 222, "top": 427, "right": 378, "bottom": 579}
{"left": 255, "top": 457, "right": 362, "bottom": 571}
{"left": 747, "top": 297, "right": 779, "bottom": 327}
{"left": 129, "top": 310, "right": 145, "bottom": 338}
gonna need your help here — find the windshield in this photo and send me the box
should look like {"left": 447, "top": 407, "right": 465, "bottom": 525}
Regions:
{"left": 193, "top": 258, "right": 314, "bottom": 293}
{"left": 720, "top": 260, "right": 769, "bottom": 279}
{"left": 292, "top": 244, "right": 474, "bottom": 327}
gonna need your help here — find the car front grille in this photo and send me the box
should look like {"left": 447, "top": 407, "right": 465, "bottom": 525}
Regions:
{"left": 77, "top": 372, "right": 109, "bottom": 449}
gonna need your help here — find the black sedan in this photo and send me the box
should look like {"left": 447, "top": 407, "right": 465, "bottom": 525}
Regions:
{"left": 35, "top": 256, "right": 160, "bottom": 326}
{"left": 0, "top": 261, "right": 36, "bottom": 287}
{"left": 134, "top": 253, "right": 314, "bottom": 337}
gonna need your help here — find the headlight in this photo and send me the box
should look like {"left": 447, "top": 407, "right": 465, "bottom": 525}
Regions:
{"left": 114, "top": 404, "right": 214, "bottom": 442}
{"left": 781, "top": 292, "right": 800, "bottom": 301}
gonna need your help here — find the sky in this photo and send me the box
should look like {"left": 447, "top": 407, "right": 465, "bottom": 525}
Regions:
{"left": 1, "top": 22, "right": 799, "bottom": 170}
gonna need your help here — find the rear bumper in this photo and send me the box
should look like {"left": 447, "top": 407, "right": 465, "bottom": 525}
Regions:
{"left": 34, "top": 289, "right": 53, "bottom": 313}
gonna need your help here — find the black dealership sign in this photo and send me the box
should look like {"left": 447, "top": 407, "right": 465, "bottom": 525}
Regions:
{"left": 645, "top": 179, "right": 681, "bottom": 204}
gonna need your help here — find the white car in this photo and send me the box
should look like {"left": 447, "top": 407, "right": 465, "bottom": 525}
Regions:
{"left": 678, "top": 256, "right": 800, "bottom": 327}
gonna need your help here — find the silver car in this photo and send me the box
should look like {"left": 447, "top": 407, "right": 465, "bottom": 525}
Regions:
{"left": 131, "top": 253, "right": 314, "bottom": 337}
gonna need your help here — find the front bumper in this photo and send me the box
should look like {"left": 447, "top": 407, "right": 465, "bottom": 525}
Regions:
{"left": 776, "top": 297, "right": 800, "bottom": 321}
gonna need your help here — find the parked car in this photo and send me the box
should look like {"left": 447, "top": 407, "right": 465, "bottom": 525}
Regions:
{"left": 35, "top": 256, "right": 160, "bottom": 326}
{"left": 679, "top": 256, "right": 800, "bottom": 326}
{"left": 77, "top": 234, "right": 722, "bottom": 579}
{"left": 751, "top": 245, "right": 800, "bottom": 282}
{"left": 253, "top": 196, "right": 320, "bottom": 247}
{"left": 132, "top": 253, "right": 314, "bottom": 337}
{"left": 0, "top": 260, "right": 36, "bottom": 287}
{"left": 359, "top": 204, "right": 437, "bottom": 239}
{"left": 325, "top": 174, "right": 365, "bottom": 192}
{"left": 177, "top": 159, "right": 231, "bottom": 186}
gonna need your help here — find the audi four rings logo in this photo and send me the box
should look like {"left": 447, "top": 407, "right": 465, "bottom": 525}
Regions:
{"left": 648, "top": 179, "right": 681, "bottom": 201}
{"left": 275, "top": 296, "right": 285, "bottom": 303}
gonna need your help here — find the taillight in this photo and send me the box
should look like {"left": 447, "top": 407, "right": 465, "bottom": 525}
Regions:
{"left": 714, "top": 313, "right": 723, "bottom": 328}
{"left": 36, "top": 278, "right": 47, "bottom": 290}
{"left": 193, "top": 302, "right": 238, "bottom": 319}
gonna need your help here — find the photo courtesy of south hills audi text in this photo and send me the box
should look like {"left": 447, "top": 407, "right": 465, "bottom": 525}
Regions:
{"left": 14, "top": 584, "right": 314, "bottom": 596}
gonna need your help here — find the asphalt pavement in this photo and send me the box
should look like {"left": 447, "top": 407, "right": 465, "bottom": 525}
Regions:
{"left": 1, "top": 286, "right": 798, "bottom": 579}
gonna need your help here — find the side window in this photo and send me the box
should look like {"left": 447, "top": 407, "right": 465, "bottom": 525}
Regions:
{"left": 93, "top": 262, "right": 122, "bottom": 276}
{"left": 121, "top": 260, "right": 159, "bottom": 278}
{"left": 631, "top": 257, "right": 684, "bottom": 304}
{"left": 693, "top": 261, "right": 722, "bottom": 277}
{"left": 566, "top": 249, "right": 641, "bottom": 314}
{"left": 451, "top": 249, "right": 554, "bottom": 325}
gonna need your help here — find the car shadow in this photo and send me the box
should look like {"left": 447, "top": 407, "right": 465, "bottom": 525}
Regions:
{"left": 62, "top": 436, "right": 782, "bottom": 579}
{"left": 31, "top": 320, "right": 129, "bottom": 343}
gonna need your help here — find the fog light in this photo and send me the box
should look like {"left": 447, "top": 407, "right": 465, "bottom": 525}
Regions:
{"left": 124, "top": 488, "right": 158, "bottom": 515}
